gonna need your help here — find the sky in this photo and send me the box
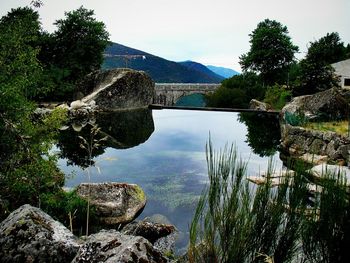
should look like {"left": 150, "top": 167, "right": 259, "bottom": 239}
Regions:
{"left": 1, "top": 0, "right": 349, "bottom": 71}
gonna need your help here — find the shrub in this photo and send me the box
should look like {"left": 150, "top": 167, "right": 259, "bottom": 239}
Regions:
{"left": 264, "top": 84, "right": 292, "bottom": 110}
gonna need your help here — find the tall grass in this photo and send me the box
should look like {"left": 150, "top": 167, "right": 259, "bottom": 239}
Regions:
{"left": 189, "top": 141, "right": 308, "bottom": 263}
{"left": 188, "top": 141, "right": 350, "bottom": 262}
{"left": 302, "top": 170, "right": 350, "bottom": 263}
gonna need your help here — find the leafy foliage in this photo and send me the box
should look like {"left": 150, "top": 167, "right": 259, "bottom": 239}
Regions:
{"left": 294, "top": 32, "right": 346, "bottom": 96}
{"left": 240, "top": 19, "right": 298, "bottom": 85}
{"left": 206, "top": 72, "right": 264, "bottom": 108}
{"left": 38, "top": 6, "right": 109, "bottom": 100}
{"left": 264, "top": 84, "right": 292, "bottom": 110}
{"left": 53, "top": 7, "right": 109, "bottom": 83}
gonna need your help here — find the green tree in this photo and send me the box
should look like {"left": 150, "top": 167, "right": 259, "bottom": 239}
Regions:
{"left": 0, "top": 7, "right": 67, "bottom": 219}
{"left": 294, "top": 32, "right": 345, "bottom": 96}
{"left": 305, "top": 32, "right": 348, "bottom": 65}
{"left": 52, "top": 6, "right": 109, "bottom": 84}
{"left": 240, "top": 19, "right": 299, "bottom": 85}
{"left": 206, "top": 72, "right": 264, "bottom": 108}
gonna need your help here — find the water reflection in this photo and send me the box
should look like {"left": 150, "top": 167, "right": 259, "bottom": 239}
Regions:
{"left": 57, "top": 109, "right": 283, "bottom": 252}
{"left": 238, "top": 112, "right": 281, "bottom": 157}
{"left": 57, "top": 108, "right": 154, "bottom": 167}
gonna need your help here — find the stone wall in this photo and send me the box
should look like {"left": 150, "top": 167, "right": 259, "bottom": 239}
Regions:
{"left": 280, "top": 124, "right": 350, "bottom": 163}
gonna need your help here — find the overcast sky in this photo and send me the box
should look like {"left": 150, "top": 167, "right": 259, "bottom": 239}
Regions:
{"left": 1, "top": 0, "right": 349, "bottom": 71}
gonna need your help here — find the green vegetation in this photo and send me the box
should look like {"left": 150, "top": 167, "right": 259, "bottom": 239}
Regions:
{"left": 238, "top": 112, "right": 281, "bottom": 157}
{"left": 206, "top": 72, "right": 264, "bottom": 108}
{"left": 239, "top": 19, "right": 299, "bottom": 86}
{"left": 294, "top": 32, "right": 347, "bottom": 96}
{"left": 303, "top": 121, "right": 349, "bottom": 136}
{"left": 0, "top": 4, "right": 108, "bottom": 234}
{"left": 39, "top": 6, "right": 109, "bottom": 100}
{"left": 263, "top": 84, "right": 292, "bottom": 110}
{"left": 207, "top": 20, "right": 350, "bottom": 110}
{"left": 189, "top": 142, "right": 307, "bottom": 262}
{"left": 189, "top": 141, "right": 350, "bottom": 262}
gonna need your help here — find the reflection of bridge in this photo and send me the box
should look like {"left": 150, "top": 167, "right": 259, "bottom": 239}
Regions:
{"left": 153, "top": 83, "right": 220, "bottom": 106}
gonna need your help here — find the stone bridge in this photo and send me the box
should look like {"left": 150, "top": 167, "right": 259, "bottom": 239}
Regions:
{"left": 153, "top": 83, "right": 220, "bottom": 106}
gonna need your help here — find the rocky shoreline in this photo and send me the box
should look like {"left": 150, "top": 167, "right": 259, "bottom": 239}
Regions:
{"left": 0, "top": 203, "right": 177, "bottom": 262}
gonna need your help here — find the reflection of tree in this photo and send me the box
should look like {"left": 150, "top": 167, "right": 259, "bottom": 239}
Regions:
{"left": 57, "top": 108, "right": 155, "bottom": 168}
{"left": 57, "top": 124, "right": 106, "bottom": 168}
{"left": 238, "top": 112, "right": 281, "bottom": 157}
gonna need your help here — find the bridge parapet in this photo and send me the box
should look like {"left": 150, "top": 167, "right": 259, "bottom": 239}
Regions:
{"left": 154, "top": 83, "right": 220, "bottom": 106}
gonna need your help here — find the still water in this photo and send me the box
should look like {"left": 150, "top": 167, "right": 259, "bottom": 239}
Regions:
{"left": 57, "top": 108, "right": 282, "bottom": 252}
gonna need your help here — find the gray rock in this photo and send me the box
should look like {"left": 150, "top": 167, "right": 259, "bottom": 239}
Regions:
{"left": 76, "top": 182, "right": 147, "bottom": 225}
{"left": 249, "top": 99, "right": 271, "bottom": 111}
{"left": 282, "top": 87, "right": 350, "bottom": 122}
{"left": 143, "top": 214, "right": 172, "bottom": 225}
{"left": 122, "top": 220, "right": 177, "bottom": 255}
{"left": 79, "top": 68, "right": 155, "bottom": 110}
{"left": 0, "top": 204, "right": 80, "bottom": 263}
{"left": 309, "top": 164, "right": 350, "bottom": 186}
{"left": 72, "top": 229, "right": 167, "bottom": 263}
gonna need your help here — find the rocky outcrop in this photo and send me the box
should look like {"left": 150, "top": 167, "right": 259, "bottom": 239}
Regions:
{"left": 123, "top": 220, "right": 177, "bottom": 255}
{"left": 282, "top": 87, "right": 350, "bottom": 122}
{"left": 76, "top": 182, "right": 146, "bottom": 225}
{"left": 0, "top": 204, "right": 80, "bottom": 263}
{"left": 280, "top": 124, "right": 350, "bottom": 163}
{"left": 249, "top": 99, "right": 271, "bottom": 111}
{"left": 77, "top": 68, "right": 155, "bottom": 110}
{"left": 72, "top": 229, "right": 167, "bottom": 263}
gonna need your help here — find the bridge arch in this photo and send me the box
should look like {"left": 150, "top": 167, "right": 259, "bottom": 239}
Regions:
{"left": 153, "top": 83, "right": 220, "bottom": 106}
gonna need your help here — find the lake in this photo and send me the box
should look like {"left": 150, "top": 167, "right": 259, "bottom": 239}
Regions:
{"left": 57, "top": 108, "right": 283, "bottom": 253}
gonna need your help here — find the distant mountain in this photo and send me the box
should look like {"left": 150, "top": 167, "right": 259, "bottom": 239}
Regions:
{"left": 102, "top": 43, "right": 223, "bottom": 83}
{"left": 206, "top": 65, "right": 239, "bottom": 79}
{"left": 179, "top": 61, "right": 225, "bottom": 81}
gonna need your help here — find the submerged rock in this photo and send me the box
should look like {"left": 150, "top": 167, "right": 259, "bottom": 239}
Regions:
{"left": 72, "top": 229, "right": 167, "bottom": 263}
{"left": 309, "top": 164, "right": 350, "bottom": 186}
{"left": 76, "top": 182, "right": 147, "bottom": 225}
{"left": 0, "top": 204, "right": 80, "bottom": 263}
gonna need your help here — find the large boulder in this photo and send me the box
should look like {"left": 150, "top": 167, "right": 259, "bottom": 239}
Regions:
{"left": 76, "top": 182, "right": 147, "bottom": 225}
{"left": 72, "top": 229, "right": 167, "bottom": 263}
{"left": 282, "top": 87, "right": 350, "bottom": 122}
{"left": 0, "top": 204, "right": 80, "bottom": 263}
{"left": 78, "top": 68, "right": 155, "bottom": 110}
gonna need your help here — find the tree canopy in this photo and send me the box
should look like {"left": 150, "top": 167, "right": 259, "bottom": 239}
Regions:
{"left": 36, "top": 6, "right": 110, "bottom": 100}
{"left": 53, "top": 7, "right": 110, "bottom": 83}
{"left": 239, "top": 19, "right": 298, "bottom": 85}
{"left": 294, "top": 32, "right": 347, "bottom": 95}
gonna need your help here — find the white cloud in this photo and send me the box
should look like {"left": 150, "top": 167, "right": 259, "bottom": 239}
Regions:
{"left": 1, "top": 0, "right": 349, "bottom": 71}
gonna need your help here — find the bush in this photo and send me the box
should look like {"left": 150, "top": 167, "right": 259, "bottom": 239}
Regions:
{"left": 206, "top": 72, "right": 264, "bottom": 109}
{"left": 41, "top": 189, "right": 98, "bottom": 235}
{"left": 264, "top": 84, "right": 292, "bottom": 110}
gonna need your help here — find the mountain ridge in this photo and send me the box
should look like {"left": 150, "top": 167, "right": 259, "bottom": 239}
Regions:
{"left": 102, "top": 42, "right": 228, "bottom": 83}
{"left": 206, "top": 65, "right": 239, "bottom": 78}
